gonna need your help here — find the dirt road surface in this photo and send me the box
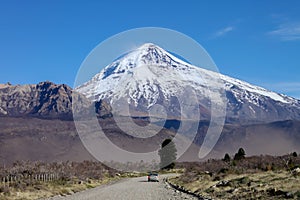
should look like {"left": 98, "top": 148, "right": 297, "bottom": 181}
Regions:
{"left": 46, "top": 174, "right": 200, "bottom": 200}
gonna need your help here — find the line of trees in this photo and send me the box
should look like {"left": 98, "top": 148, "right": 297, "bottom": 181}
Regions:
{"left": 222, "top": 147, "right": 246, "bottom": 162}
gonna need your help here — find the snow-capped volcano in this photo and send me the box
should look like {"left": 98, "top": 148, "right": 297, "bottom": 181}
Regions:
{"left": 77, "top": 43, "right": 197, "bottom": 103}
{"left": 76, "top": 43, "right": 300, "bottom": 123}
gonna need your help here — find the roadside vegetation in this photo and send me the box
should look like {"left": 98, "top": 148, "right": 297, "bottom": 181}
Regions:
{"left": 2, "top": 149, "right": 300, "bottom": 200}
{"left": 0, "top": 161, "right": 123, "bottom": 200}
{"left": 171, "top": 149, "right": 300, "bottom": 199}
{"left": 0, "top": 160, "right": 163, "bottom": 200}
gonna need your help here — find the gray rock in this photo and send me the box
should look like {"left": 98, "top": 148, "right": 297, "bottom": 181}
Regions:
{"left": 0, "top": 81, "right": 111, "bottom": 120}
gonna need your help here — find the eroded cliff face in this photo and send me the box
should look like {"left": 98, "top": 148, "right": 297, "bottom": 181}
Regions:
{"left": 0, "top": 81, "right": 111, "bottom": 120}
{"left": 0, "top": 81, "right": 73, "bottom": 119}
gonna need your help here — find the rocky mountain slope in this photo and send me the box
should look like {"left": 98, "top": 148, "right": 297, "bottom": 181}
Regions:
{"left": 0, "top": 81, "right": 73, "bottom": 119}
{"left": 0, "top": 81, "right": 111, "bottom": 119}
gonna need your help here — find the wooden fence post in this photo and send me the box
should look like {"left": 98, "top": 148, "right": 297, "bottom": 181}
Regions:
{"left": 7, "top": 176, "right": 9, "bottom": 187}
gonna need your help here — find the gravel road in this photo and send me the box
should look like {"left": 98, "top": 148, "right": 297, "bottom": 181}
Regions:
{"left": 46, "top": 174, "right": 199, "bottom": 200}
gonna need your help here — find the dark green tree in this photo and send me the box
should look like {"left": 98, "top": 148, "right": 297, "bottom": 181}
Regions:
{"left": 292, "top": 152, "right": 298, "bottom": 157}
{"left": 223, "top": 153, "right": 231, "bottom": 162}
{"left": 158, "top": 139, "right": 177, "bottom": 170}
{"left": 234, "top": 148, "right": 246, "bottom": 160}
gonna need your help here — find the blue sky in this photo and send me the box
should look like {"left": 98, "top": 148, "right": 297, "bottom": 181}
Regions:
{"left": 0, "top": 1, "right": 300, "bottom": 98}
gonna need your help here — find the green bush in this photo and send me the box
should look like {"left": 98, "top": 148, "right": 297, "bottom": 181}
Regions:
{"left": 234, "top": 148, "right": 246, "bottom": 160}
{"left": 223, "top": 153, "right": 231, "bottom": 162}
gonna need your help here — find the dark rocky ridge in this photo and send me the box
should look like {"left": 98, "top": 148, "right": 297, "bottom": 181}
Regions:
{"left": 0, "top": 81, "right": 111, "bottom": 120}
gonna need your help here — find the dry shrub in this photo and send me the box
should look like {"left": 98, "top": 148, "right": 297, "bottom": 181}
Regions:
{"left": 176, "top": 153, "right": 300, "bottom": 184}
{"left": 0, "top": 160, "right": 119, "bottom": 193}
{"left": 0, "top": 185, "right": 10, "bottom": 194}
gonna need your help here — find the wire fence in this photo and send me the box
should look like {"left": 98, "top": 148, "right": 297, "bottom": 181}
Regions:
{"left": 1, "top": 173, "right": 61, "bottom": 187}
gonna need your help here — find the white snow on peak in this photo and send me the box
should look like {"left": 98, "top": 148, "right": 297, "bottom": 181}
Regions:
{"left": 137, "top": 42, "right": 157, "bottom": 49}
{"left": 220, "top": 74, "right": 294, "bottom": 104}
{"left": 76, "top": 43, "right": 297, "bottom": 107}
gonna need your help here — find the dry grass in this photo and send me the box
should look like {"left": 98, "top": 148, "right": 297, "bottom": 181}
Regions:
{"left": 171, "top": 153, "right": 300, "bottom": 199}
{"left": 171, "top": 171, "right": 300, "bottom": 199}
{"left": 0, "top": 161, "right": 121, "bottom": 200}
{"left": 0, "top": 177, "right": 120, "bottom": 200}
{"left": 0, "top": 160, "right": 153, "bottom": 200}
